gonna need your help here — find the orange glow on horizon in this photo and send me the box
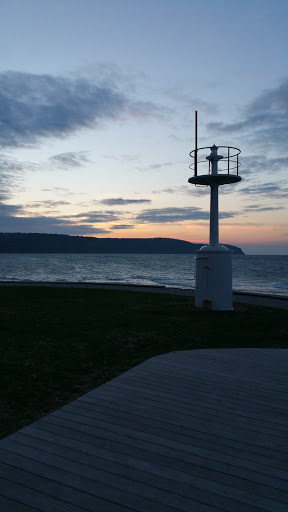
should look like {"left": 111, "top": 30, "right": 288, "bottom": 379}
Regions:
{"left": 78, "top": 220, "right": 286, "bottom": 248}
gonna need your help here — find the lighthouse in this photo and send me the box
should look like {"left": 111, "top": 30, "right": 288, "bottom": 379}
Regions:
{"left": 188, "top": 113, "right": 242, "bottom": 310}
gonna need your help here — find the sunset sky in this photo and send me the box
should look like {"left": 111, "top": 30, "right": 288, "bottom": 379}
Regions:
{"left": 0, "top": 0, "right": 287, "bottom": 254}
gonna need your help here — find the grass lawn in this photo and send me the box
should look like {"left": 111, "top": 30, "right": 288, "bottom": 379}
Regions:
{"left": 1, "top": 285, "right": 287, "bottom": 439}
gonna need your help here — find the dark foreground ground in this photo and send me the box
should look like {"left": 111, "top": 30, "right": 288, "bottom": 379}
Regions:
{"left": 0, "top": 284, "right": 287, "bottom": 439}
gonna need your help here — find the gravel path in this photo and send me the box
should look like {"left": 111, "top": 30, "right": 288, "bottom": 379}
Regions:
{"left": 1, "top": 280, "right": 288, "bottom": 310}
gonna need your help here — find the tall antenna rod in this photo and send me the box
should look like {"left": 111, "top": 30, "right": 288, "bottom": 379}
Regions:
{"left": 195, "top": 110, "right": 198, "bottom": 176}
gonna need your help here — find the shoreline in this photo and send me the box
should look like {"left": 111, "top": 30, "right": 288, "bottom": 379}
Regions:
{"left": 1, "top": 280, "right": 288, "bottom": 309}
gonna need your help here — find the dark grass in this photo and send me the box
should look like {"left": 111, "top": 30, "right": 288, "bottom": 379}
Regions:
{"left": 0, "top": 286, "right": 287, "bottom": 439}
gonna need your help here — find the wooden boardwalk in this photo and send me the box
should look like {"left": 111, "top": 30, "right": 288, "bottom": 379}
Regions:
{"left": 0, "top": 348, "right": 287, "bottom": 511}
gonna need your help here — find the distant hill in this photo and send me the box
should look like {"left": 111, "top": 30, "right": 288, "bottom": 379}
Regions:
{"left": 0, "top": 233, "right": 244, "bottom": 254}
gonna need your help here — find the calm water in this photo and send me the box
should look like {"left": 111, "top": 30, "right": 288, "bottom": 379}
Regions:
{"left": 0, "top": 253, "right": 287, "bottom": 296}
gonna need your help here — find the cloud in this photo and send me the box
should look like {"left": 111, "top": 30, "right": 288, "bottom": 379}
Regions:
{"left": 41, "top": 187, "right": 86, "bottom": 198}
{"left": 244, "top": 205, "right": 285, "bottom": 212}
{"left": 0, "top": 71, "right": 125, "bottom": 148}
{"left": 155, "top": 187, "right": 179, "bottom": 194}
{"left": 207, "top": 78, "right": 288, "bottom": 149}
{"left": 24, "top": 200, "right": 70, "bottom": 209}
{"left": 111, "top": 224, "right": 134, "bottom": 229}
{"left": 135, "top": 162, "right": 173, "bottom": 172}
{"left": 49, "top": 151, "right": 91, "bottom": 169}
{"left": 102, "top": 153, "right": 141, "bottom": 163}
{"left": 163, "top": 86, "right": 218, "bottom": 115}
{"left": 0, "top": 154, "right": 38, "bottom": 198}
{"left": 136, "top": 207, "right": 235, "bottom": 224}
{"left": 240, "top": 155, "right": 288, "bottom": 174}
{"left": 0, "top": 203, "right": 23, "bottom": 216}
{"left": 67, "top": 210, "right": 122, "bottom": 223}
{"left": 168, "top": 134, "right": 185, "bottom": 143}
{"left": 153, "top": 185, "right": 210, "bottom": 196}
{"left": 99, "top": 197, "right": 151, "bottom": 206}
{"left": 0, "top": 211, "right": 110, "bottom": 235}
{"left": 0, "top": 207, "right": 123, "bottom": 233}
{"left": 0, "top": 70, "right": 164, "bottom": 149}
{"left": 127, "top": 99, "right": 168, "bottom": 120}
{"left": 0, "top": 201, "right": 112, "bottom": 234}
{"left": 1, "top": 218, "right": 109, "bottom": 234}
{"left": 238, "top": 181, "right": 288, "bottom": 199}
{"left": 0, "top": 156, "right": 34, "bottom": 174}
{"left": 0, "top": 151, "right": 90, "bottom": 204}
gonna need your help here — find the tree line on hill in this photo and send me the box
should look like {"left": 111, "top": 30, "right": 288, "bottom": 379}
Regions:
{"left": 0, "top": 233, "right": 244, "bottom": 254}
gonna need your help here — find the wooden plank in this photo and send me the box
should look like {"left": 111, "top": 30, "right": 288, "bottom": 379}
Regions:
{"left": 117, "top": 361, "right": 288, "bottom": 391}
{"left": 90, "top": 383, "right": 288, "bottom": 431}
{"left": 127, "top": 352, "right": 288, "bottom": 380}
{"left": 139, "top": 349, "right": 288, "bottom": 373}
{"left": 0, "top": 494, "right": 41, "bottom": 512}
{"left": 117, "top": 361, "right": 288, "bottom": 396}
{"left": 78, "top": 392, "right": 288, "bottom": 437}
{"left": 33, "top": 409, "right": 288, "bottom": 471}
{"left": 0, "top": 446, "right": 237, "bottom": 512}
{"left": 7, "top": 431, "right": 283, "bottom": 510}
{"left": 62, "top": 399, "right": 288, "bottom": 453}
{"left": 0, "top": 477, "right": 89, "bottom": 512}
{"left": 0, "top": 348, "right": 288, "bottom": 512}
{"left": 2, "top": 431, "right": 287, "bottom": 512}
{"left": 30, "top": 415, "right": 288, "bottom": 483}
{"left": 108, "top": 355, "right": 288, "bottom": 387}
{"left": 135, "top": 361, "right": 288, "bottom": 393}
{"left": 111, "top": 371, "right": 288, "bottom": 410}
{"left": 46, "top": 410, "right": 288, "bottom": 471}
{"left": 0, "top": 450, "right": 188, "bottom": 512}
{"left": 15, "top": 422, "right": 287, "bottom": 502}
{"left": 0, "top": 434, "right": 276, "bottom": 512}
{"left": 162, "top": 348, "right": 287, "bottom": 363}
{"left": 100, "top": 381, "right": 288, "bottom": 427}
{"left": 139, "top": 357, "right": 288, "bottom": 389}
{"left": 53, "top": 402, "right": 288, "bottom": 462}
{"left": 132, "top": 351, "right": 288, "bottom": 377}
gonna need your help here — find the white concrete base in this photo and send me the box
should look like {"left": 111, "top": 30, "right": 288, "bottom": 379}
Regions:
{"left": 195, "top": 245, "right": 233, "bottom": 310}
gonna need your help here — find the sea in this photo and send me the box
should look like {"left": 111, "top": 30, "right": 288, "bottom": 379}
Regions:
{"left": 0, "top": 253, "right": 287, "bottom": 297}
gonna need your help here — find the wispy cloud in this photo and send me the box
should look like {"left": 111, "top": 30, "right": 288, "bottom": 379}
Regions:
{"left": 153, "top": 187, "right": 179, "bottom": 194}
{"left": 41, "top": 187, "right": 86, "bottom": 197}
{"left": 136, "top": 207, "right": 235, "bottom": 224}
{"left": 244, "top": 204, "right": 285, "bottom": 212}
{"left": 0, "top": 203, "right": 23, "bottom": 216}
{"left": 240, "top": 155, "right": 288, "bottom": 174}
{"left": 238, "top": 181, "right": 288, "bottom": 199}
{"left": 67, "top": 210, "right": 122, "bottom": 223}
{"left": 168, "top": 134, "right": 185, "bottom": 143}
{"left": 0, "top": 155, "right": 38, "bottom": 198}
{"left": 163, "top": 86, "right": 218, "bottom": 115}
{"left": 135, "top": 161, "right": 173, "bottom": 172}
{"left": 111, "top": 224, "right": 134, "bottom": 230}
{"left": 153, "top": 185, "right": 210, "bottom": 196}
{"left": 0, "top": 71, "right": 124, "bottom": 148}
{"left": 0, "top": 70, "right": 165, "bottom": 149}
{"left": 23, "top": 200, "right": 70, "bottom": 210}
{"left": 49, "top": 151, "right": 91, "bottom": 169}
{"left": 99, "top": 197, "right": 151, "bottom": 206}
{"left": 0, "top": 206, "right": 111, "bottom": 235}
{"left": 207, "top": 78, "right": 288, "bottom": 150}
{"left": 102, "top": 153, "right": 141, "bottom": 163}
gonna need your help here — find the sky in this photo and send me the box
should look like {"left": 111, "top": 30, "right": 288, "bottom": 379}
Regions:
{"left": 0, "top": 0, "right": 287, "bottom": 255}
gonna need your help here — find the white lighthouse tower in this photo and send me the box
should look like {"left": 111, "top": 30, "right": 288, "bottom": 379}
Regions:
{"left": 188, "top": 112, "right": 242, "bottom": 310}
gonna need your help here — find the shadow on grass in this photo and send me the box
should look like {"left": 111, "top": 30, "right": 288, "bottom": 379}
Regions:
{"left": 1, "top": 286, "right": 287, "bottom": 438}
